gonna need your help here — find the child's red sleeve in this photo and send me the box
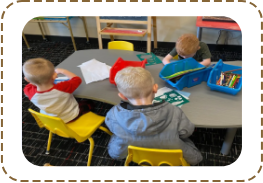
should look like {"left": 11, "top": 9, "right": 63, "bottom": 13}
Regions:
{"left": 23, "top": 84, "right": 37, "bottom": 100}
{"left": 54, "top": 76, "right": 82, "bottom": 94}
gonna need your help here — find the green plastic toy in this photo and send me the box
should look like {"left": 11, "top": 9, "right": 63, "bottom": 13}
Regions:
{"left": 153, "top": 90, "right": 189, "bottom": 107}
{"left": 136, "top": 52, "right": 162, "bottom": 66}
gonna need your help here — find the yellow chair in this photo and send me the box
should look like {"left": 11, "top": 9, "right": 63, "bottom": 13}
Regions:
{"left": 173, "top": 54, "right": 179, "bottom": 60}
{"left": 124, "top": 146, "right": 190, "bottom": 166}
{"left": 28, "top": 109, "right": 112, "bottom": 166}
{"left": 108, "top": 41, "right": 134, "bottom": 51}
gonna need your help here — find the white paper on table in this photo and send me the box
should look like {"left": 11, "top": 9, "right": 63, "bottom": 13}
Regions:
{"left": 78, "top": 59, "right": 111, "bottom": 84}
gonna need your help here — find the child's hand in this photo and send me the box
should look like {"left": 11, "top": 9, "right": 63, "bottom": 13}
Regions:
{"left": 55, "top": 68, "right": 77, "bottom": 79}
{"left": 162, "top": 54, "right": 173, "bottom": 65}
{"left": 55, "top": 68, "right": 67, "bottom": 75}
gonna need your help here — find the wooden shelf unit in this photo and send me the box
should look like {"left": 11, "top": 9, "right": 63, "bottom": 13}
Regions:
{"left": 96, "top": 16, "right": 157, "bottom": 53}
{"left": 100, "top": 27, "right": 147, "bottom": 37}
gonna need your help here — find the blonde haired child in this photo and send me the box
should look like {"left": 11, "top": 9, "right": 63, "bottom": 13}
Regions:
{"left": 23, "top": 58, "right": 93, "bottom": 123}
{"left": 105, "top": 67, "right": 203, "bottom": 165}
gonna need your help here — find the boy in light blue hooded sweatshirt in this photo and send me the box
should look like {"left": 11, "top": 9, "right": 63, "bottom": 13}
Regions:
{"left": 105, "top": 67, "right": 203, "bottom": 165}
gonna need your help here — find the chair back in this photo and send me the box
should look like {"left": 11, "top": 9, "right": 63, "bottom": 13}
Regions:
{"left": 28, "top": 109, "right": 78, "bottom": 139}
{"left": 173, "top": 54, "right": 179, "bottom": 60}
{"left": 125, "top": 146, "right": 190, "bottom": 166}
{"left": 108, "top": 41, "right": 134, "bottom": 51}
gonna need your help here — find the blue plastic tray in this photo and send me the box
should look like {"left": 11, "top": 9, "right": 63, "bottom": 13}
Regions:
{"left": 159, "top": 58, "right": 209, "bottom": 90}
{"left": 207, "top": 59, "right": 242, "bottom": 95}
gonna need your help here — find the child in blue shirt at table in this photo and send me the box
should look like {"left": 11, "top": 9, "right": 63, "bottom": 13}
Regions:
{"left": 162, "top": 34, "right": 212, "bottom": 66}
{"left": 105, "top": 67, "right": 203, "bottom": 165}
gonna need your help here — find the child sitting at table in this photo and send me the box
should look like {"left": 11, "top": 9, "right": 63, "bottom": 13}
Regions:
{"left": 23, "top": 58, "right": 93, "bottom": 123}
{"left": 105, "top": 67, "right": 203, "bottom": 165}
{"left": 162, "top": 34, "right": 212, "bottom": 67}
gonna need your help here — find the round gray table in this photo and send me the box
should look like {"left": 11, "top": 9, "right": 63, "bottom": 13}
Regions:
{"left": 57, "top": 49, "right": 242, "bottom": 155}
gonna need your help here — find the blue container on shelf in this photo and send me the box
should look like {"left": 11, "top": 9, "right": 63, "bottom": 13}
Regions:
{"left": 159, "top": 58, "right": 211, "bottom": 90}
{"left": 207, "top": 59, "right": 242, "bottom": 95}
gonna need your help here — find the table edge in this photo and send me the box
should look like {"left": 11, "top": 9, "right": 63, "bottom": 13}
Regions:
{"left": 74, "top": 94, "right": 118, "bottom": 106}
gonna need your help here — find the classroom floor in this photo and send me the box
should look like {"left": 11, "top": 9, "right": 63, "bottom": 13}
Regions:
{"left": 22, "top": 38, "right": 242, "bottom": 166}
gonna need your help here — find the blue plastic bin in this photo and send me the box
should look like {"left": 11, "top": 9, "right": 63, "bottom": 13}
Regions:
{"left": 207, "top": 59, "right": 242, "bottom": 95}
{"left": 159, "top": 58, "right": 209, "bottom": 90}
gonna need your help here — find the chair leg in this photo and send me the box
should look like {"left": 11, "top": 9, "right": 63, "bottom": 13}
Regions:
{"left": 99, "top": 126, "right": 113, "bottom": 136}
{"left": 124, "top": 154, "right": 132, "bottom": 166}
{"left": 87, "top": 137, "right": 94, "bottom": 166}
{"left": 181, "top": 158, "right": 190, "bottom": 166}
{"left": 46, "top": 131, "right": 53, "bottom": 154}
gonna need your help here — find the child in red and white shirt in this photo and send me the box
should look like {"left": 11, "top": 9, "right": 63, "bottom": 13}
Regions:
{"left": 23, "top": 58, "right": 93, "bottom": 123}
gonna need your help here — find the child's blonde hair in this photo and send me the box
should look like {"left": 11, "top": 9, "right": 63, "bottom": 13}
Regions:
{"left": 23, "top": 58, "right": 55, "bottom": 85}
{"left": 176, "top": 34, "right": 199, "bottom": 56}
{"left": 115, "top": 67, "right": 154, "bottom": 99}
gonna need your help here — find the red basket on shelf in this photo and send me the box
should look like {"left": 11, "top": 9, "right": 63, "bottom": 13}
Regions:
{"left": 109, "top": 57, "right": 147, "bottom": 85}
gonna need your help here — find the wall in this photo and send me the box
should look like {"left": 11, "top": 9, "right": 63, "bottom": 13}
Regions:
{"left": 23, "top": 16, "right": 242, "bottom": 45}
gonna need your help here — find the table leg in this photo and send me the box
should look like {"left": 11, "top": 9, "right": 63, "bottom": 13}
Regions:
{"left": 67, "top": 17, "right": 77, "bottom": 51}
{"left": 220, "top": 128, "right": 237, "bottom": 155}
{"left": 197, "top": 27, "right": 202, "bottom": 41}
